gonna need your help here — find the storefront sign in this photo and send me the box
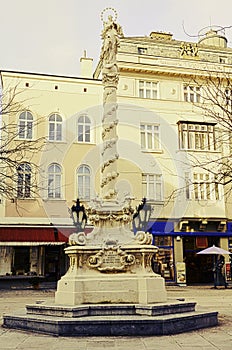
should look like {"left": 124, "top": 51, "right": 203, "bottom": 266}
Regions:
{"left": 225, "top": 262, "right": 231, "bottom": 282}
{"left": 176, "top": 262, "right": 186, "bottom": 285}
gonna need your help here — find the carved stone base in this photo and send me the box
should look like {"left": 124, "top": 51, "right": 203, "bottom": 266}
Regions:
{"left": 55, "top": 244, "right": 167, "bottom": 305}
{"left": 55, "top": 273, "right": 166, "bottom": 305}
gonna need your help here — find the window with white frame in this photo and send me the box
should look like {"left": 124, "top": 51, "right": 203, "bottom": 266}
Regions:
{"left": 183, "top": 84, "right": 201, "bottom": 103}
{"left": 140, "top": 124, "right": 160, "bottom": 150}
{"left": 49, "top": 114, "right": 62, "bottom": 141}
{"left": 77, "top": 165, "right": 91, "bottom": 201}
{"left": 77, "top": 115, "right": 91, "bottom": 143}
{"left": 48, "top": 163, "right": 62, "bottom": 198}
{"left": 185, "top": 172, "right": 221, "bottom": 201}
{"left": 225, "top": 88, "right": 232, "bottom": 109}
{"left": 17, "top": 163, "right": 31, "bottom": 198}
{"left": 178, "top": 122, "right": 216, "bottom": 151}
{"left": 142, "top": 174, "right": 163, "bottom": 201}
{"left": 18, "top": 111, "right": 33, "bottom": 139}
{"left": 184, "top": 172, "right": 191, "bottom": 200}
{"left": 139, "top": 80, "right": 158, "bottom": 99}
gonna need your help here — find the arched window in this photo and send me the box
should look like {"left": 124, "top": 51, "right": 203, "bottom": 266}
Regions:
{"left": 77, "top": 165, "right": 90, "bottom": 201}
{"left": 77, "top": 115, "right": 91, "bottom": 143}
{"left": 17, "top": 163, "right": 31, "bottom": 198}
{"left": 48, "top": 163, "right": 62, "bottom": 198}
{"left": 18, "top": 111, "right": 33, "bottom": 139}
{"left": 49, "top": 114, "right": 62, "bottom": 141}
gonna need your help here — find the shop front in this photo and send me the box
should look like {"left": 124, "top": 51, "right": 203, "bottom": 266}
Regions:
{"left": 0, "top": 226, "right": 71, "bottom": 285}
{"left": 149, "top": 221, "right": 176, "bottom": 283}
{"left": 149, "top": 220, "right": 232, "bottom": 285}
{"left": 182, "top": 235, "right": 220, "bottom": 284}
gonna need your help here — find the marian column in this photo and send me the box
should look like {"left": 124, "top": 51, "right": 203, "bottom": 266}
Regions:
{"left": 55, "top": 9, "right": 167, "bottom": 306}
{"left": 100, "top": 14, "right": 123, "bottom": 200}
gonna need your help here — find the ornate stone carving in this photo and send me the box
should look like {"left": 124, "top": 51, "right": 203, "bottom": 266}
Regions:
{"left": 88, "top": 245, "right": 135, "bottom": 272}
{"left": 101, "top": 137, "right": 118, "bottom": 155}
{"left": 135, "top": 231, "right": 153, "bottom": 245}
{"left": 102, "top": 120, "right": 119, "bottom": 139}
{"left": 180, "top": 42, "right": 198, "bottom": 57}
{"left": 69, "top": 232, "right": 87, "bottom": 246}
{"left": 101, "top": 153, "right": 119, "bottom": 172}
{"left": 101, "top": 171, "right": 119, "bottom": 187}
{"left": 87, "top": 203, "right": 134, "bottom": 226}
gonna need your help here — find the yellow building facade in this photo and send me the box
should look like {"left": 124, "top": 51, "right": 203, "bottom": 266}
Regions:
{"left": 1, "top": 26, "right": 232, "bottom": 285}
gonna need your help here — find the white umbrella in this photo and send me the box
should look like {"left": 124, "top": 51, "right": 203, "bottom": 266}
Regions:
{"left": 197, "top": 245, "right": 231, "bottom": 255}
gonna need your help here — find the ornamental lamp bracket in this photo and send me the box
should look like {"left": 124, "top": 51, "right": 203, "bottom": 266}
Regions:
{"left": 132, "top": 197, "right": 152, "bottom": 233}
{"left": 70, "top": 198, "right": 87, "bottom": 232}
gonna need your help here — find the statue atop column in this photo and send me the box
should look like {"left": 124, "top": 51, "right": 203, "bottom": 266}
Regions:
{"left": 100, "top": 14, "right": 124, "bottom": 66}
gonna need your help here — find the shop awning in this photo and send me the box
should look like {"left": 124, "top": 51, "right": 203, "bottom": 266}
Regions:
{"left": 0, "top": 241, "right": 65, "bottom": 246}
{"left": 148, "top": 221, "right": 174, "bottom": 234}
{"left": 174, "top": 231, "right": 232, "bottom": 237}
{"left": 0, "top": 227, "right": 73, "bottom": 243}
{"left": 148, "top": 221, "right": 232, "bottom": 237}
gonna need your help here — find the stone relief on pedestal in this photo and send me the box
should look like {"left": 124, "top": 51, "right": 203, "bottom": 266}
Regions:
{"left": 88, "top": 244, "right": 135, "bottom": 272}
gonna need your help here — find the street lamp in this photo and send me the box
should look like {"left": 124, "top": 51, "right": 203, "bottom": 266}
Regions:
{"left": 71, "top": 199, "right": 87, "bottom": 232}
{"left": 133, "top": 197, "right": 152, "bottom": 233}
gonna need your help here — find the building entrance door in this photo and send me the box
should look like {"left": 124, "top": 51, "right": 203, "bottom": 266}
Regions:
{"left": 12, "top": 247, "right": 30, "bottom": 275}
{"left": 44, "top": 246, "right": 64, "bottom": 281}
{"left": 183, "top": 236, "right": 219, "bottom": 284}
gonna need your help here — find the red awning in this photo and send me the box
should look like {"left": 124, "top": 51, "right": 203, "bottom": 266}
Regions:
{"left": 0, "top": 227, "right": 74, "bottom": 243}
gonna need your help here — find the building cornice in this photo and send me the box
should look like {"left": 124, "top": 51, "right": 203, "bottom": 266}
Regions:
{"left": 118, "top": 57, "right": 232, "bottom": 78}
{"left": 0, "top": 69, "right": 101, "bottom": 83}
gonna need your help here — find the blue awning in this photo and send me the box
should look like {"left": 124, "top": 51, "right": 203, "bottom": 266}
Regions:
{"left": 148, "top": 221, "right": 174, "bottom": 234}
{"left": 174, "top": 232, "right": 232, "bottom": 237}
{"left": 152, "top": 231, "right": 232, "bottom": 237}
{"left": 148, "top": 221, "right": 232, "bottom": 237}
{"left": 227, "top": 222, "right": 232, "bottom": 232}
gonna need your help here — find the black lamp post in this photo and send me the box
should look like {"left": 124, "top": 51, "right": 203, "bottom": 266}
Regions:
{"left": 133, "top": 197, "right": 152, "bottom": 233}
{"left": 71, "top": 199, "right": 87, "bottom": 232}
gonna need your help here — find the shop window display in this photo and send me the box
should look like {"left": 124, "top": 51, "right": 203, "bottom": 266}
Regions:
{"left": 152, "top": 236, "right": 174, "bottom": 281}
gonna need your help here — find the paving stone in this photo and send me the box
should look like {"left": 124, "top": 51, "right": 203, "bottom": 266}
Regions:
{"left": 0, "top": 285, "right": 232, "bottom": 349}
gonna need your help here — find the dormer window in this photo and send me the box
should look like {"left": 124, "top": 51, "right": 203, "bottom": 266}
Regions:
{"left": 138, "top": 47, "right": 147, "bottom": 55}
{"left": 219, "top": 57, "right": 227, "bottom": 64}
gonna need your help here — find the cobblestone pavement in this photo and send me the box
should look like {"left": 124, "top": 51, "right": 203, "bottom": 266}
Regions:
{"left": 0, "top": 284, "right": 232, "bottom": 349}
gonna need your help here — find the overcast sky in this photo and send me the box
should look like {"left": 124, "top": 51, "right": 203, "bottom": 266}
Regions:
{"left": 1, "top": 0, "right": 232, "bottom": 77}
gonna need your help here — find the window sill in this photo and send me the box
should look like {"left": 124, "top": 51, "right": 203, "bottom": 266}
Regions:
{"left": 43, "top": 198, "right": 65, "bottom": 202}
{"left": 177, "top": 149, "right": 221, "bottom": 153}
{"left": 74, "top": 141, "right": 96, "bottom": 145}
{"left": 46, "top": 140, "right": 67, "bottom": 144}
{"left": 147, "top": 200, "right": 164, "bottom": 204}
{"left": 185, "top": 199, "right": 222, "bottom": 202}
{"left": 14, "top": 197, "right": 36, "bottom": 201}
{"left": 138, "top": 97, "right": 159, "bottom": 100}
{"left": 141, "top": 149, "right": 163, "bottom": 154}
{"left": 16, "top": 138, "right": 34, "bottom": 141}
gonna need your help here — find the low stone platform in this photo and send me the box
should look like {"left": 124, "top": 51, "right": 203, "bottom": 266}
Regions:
{"left": 3, "top": 300, "right": 218, "bottom": 336}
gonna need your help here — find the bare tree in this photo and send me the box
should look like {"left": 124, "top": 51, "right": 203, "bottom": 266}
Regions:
{"left": 0, "top": 85, "right": 45, "bottom": 201}
{"left": 165, "top": 70, "right": 232, "bottom": 204}
{"left": 190, "top": 71, "right": 232, "bottom": 194}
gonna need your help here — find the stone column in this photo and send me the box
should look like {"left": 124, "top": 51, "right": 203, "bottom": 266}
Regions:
{"left": 100, "top": 15, "right": 123, "bottom": 201}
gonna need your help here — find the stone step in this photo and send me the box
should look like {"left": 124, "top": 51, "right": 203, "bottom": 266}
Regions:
{"left": 25, "top": 300, "right": 196, "bottom": 318}
{"left": 3, "top": 309, "right": 218, "bottom": 336}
